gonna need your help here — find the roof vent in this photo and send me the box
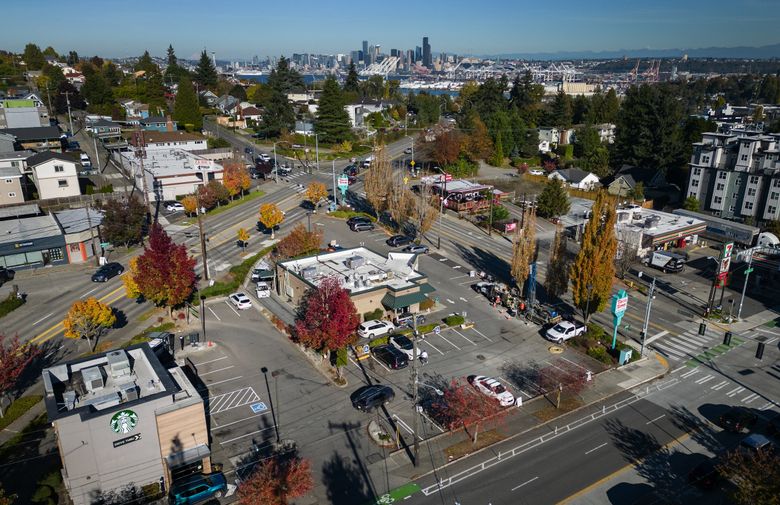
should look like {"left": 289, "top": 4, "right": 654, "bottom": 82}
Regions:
{"left": 346, "top": 255, "right": 365, "bottom": 269}
{"left": 301, "top": 266, "right": 317, "bottom": 279}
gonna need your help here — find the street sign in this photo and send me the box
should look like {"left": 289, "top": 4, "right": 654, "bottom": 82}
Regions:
{"left": 250, "top": 402, "right": 268, "bottom": 414}
{"left": 410, "top": 160, "right": 415, "bottom": 167}
{"left": 433, "top": 325, "right": 441, "bottom": 335}
{"left": 112, "top": 434, "right": 142, "bottom": 448}
{"left": 337, "top": 176, "right": 349, "bottom": 190}
{"left": 611, "top": 291, "right": 629, "bottom": 317}
{"left": 745, "top": 267, "right": 754, "bottom": 274}
{"left": 444, "top": 173, "right": 453, "bottom": 182}
{"left": 403, "top": 177, "right": 409, "bottom": 185}
{"left": 100, "top": 242, "right": 111, "bottom": 248}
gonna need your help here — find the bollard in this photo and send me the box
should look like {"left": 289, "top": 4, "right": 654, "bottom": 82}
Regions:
{"left": 698, "top": 322, "right": 707, "bottom": 336}
{"left": 756, "top": 342, "right": 765, "bottom": 360}
{"left": 724, "top": 331, "right": 732, "bottom": 346}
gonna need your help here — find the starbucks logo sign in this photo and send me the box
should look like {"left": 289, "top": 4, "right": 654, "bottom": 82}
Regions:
{"left": 110, "top": 410, "right": 138, "bottom": 434}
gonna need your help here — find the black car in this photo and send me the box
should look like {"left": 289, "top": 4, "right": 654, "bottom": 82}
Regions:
{"left": 350, "top": 222, "right": 375, "bottom": 232}
{"left": 350, "top": 385, "right": 395, "bottom": 412}
{"left": 372, "top": 344, "right": 409, "bottom": 370}
{"left": 347, "top": 216, "right": 371, "bottom": 227}
{"left": 91, "top": 262, "right": 124, "bottom": 282}
{"left": 0, "top": 266, "right": 14, "bottom": 287}
{"left": 718, "top": 406, "right": 758, "bottom": 433}
{"left": 343, "top": 165, "right": 358, "bottom": 177}
{"left": 251, "top": 268, "right": 274, "bottom": 283}
{"left": 387, "top": 235, "right": 414, "bottom": 247}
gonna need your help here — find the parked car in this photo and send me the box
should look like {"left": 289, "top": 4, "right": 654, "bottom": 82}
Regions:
{"left": 404, "top": 147, "right": 413, "bottom": 154}
{"left": 387, "top": 235, "right": 414, "bottom": 247}
{"left": 244, "top": 146, "right": 254, "bottom": 155}
{"left": 403, "top": 244, "right": 429, "bottom": 254}
{"left": 545, "top": 321, "right": 587, "bottom": 344}
{"left": 0, "top": 266, "right": 15, "bottom": 287}
{"left": 350, "top": 385, "right": 395, "bottom": 412}
{"left": 350, "top": 221, "right": 375, "bottom": 232}
{"left": 258, "top": 153, "right": 271, "bottom": 162}
{"left": 347, "top": 216, "right": 372, "bottom": 227}
{"left": 343, "top": 165, "right": 358, "bottom": 177}
{"left": 529, "top": 169, "right": 544, "bottom": 176}
{"left": 165, "top": 201, "right": 185, "bottom": 212}
{"left": 372, "top": 344, "right": 409, "bottom": 370}
{"left": 388, "top": 334, "right": 416, "bottom": 359}
{"left": 255, "top": 282, "right": 271, "bottom": 299}
{"left": 91, "top": 262, "right": 124, "bottom": 282}
{"left": 251, "top": 268, "right": 274, "bottom": 283}
{"left": 467, "top": 375, "right": 516, "bottom": 407}
{"left": 687, "top": 457, "right": 721, "bottom": 490}
{"left": 169, "top": 472, "right": 227, "bottom": 504}
{"left": 393, "top": 312, "right": 426, "bottom": 327}
{"left": 66, "top": 141, "right": 80, "bottom": 151}
{"left": 229, "top": 292, "right": 252, "bottom": 310}
{"left": 358, "top": 320, "right": 395, "bottom": 339}
{"left": 79, "top": 153, "right": 91, "bottom": 168}
{"left": 718, "top": 406, "right": 758, "bottom": 433}
{"left": 738, "top": 433, "right": 774, "bottom": 456}
{"left": 79, "top": 168, "right": 96, "bottom": 176}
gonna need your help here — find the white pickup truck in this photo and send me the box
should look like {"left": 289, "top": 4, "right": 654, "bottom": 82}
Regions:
{"left": 545, "top": 320, "right": 586, "bottom": 344}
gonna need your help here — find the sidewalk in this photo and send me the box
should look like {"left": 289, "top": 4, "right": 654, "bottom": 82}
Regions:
{"left": 368, "top": 351, "right": 669, "bottom": 486}
{"left": 0, "top": 395, "right": 46, "bottom": 447}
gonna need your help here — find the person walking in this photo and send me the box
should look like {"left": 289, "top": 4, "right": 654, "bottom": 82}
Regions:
{"left": 419, "top": 350, "right": 429, "bottom": 365}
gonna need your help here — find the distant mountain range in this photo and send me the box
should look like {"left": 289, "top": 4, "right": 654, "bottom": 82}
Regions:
{"left": 484, "top": 43, "right": 780, "bottom": 61}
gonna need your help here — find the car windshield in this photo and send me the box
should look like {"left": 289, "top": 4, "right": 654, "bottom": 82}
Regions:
{"left": 394, "top": 337, "right": 412, "bottom": 349}
{"left": 552, "top": 324, "right": 566, "bottom": 333}
{"left": 491, "top": 384, "right": 506, "bottom": 394}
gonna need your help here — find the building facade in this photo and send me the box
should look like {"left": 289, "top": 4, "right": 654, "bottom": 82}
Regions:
{"left": 0, "top": 166, "right": 24, "bottom": 205}
{"left": 687, "top": 129, "right": 780, "bottom": 223}
{"left": 0, "top": 207, "right": 67, "bottom": 269}
{"left": 131, "top": 131, "right": 208, "bottom": 153}
{"left": 27, "top": 151, "right": 81, "bottom": 199}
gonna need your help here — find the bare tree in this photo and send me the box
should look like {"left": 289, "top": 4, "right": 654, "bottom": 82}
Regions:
{"left": 363, "top": 145, "right": 393, "bottom": 216}
{"left": 386, "top": 175, "right": 412, "bottom": 229}
{"left": 615, "top": 240, "right": 638, "bottom": 279}
{"left": 411, "top": 188, "right": 440, "bottom": 239}
{"left": 511, "top": 207, "right": 537, "bottom": 293}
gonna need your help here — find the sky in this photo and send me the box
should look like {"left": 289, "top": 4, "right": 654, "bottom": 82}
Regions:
{"left": 2, "top": 0, "right": 779, "bottom": 59}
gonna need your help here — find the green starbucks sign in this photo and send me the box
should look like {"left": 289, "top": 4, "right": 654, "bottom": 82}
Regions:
{"left": 110, "top": 410, "right": 138, "bottom": 434}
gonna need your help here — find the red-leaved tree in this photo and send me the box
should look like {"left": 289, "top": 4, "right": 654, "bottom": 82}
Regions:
{"left": 432, "top": 378, "right": 508, "bottom": 446}
{"left": 237, "top": 456, "right": 313, "bottom": 505}
{"left": 538, "top": 360, "right": 589, "bottom": 409}
{"left": 275, "top": 224, "right": 322, "bottom": 259}
{"left": 0, "top": 334, "right": 41, "bottom": 410}
{"left": 134, "top": 224, "right": 197, "bottom": 312}
{"left": 294, "top": 277, "right": 359, "bottom": 372}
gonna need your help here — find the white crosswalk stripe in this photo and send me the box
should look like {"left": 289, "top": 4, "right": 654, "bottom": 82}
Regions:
{"left": 650, "top": 325, "right": 740, "bottom": 363}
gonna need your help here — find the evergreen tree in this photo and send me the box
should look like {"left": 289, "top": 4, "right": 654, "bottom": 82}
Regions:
{"left": 510, "top": 71, "right": 544, "bottom": 124}
{"left": 262, "top": 88, "right": 295, "bottom": 137}
{"left": 173, "top": 77, "right": 201, "bottom": 130}
{"left": 43, "top": 46, "right": 59, "bottom": 60}
{"left": 490, "top": 136, "right": 504, "bottom": 166}
{"left": 166, "top": 44, "right": 177, "bottom": 68}
{"left": 574, "top": 125, "right": 611, "bottom": 177}
{"left": 194, "top": 49, "right": 218, "bottom": 88}
{"left": 344, "top": 62, "right": 359, "bottom": 93}
{"left": 229, "top": 83, "right": 247, "bottom": 101}
{"left": 570, "top": 190, "right": 617, "bottom": 322}
{"left": 22, "top": 43, "right": 45, "bottom": 70}
{"left": 55, "top": 80, "right": 85, "bottom": 114}
{"left": 81, "top": 64, "right": 114, "bottom": 114}
{"left": 546, "top": 225, "right": 570, "bottom": 300}
{"left": 266, "top": 56, "right": 304, "bottom": 94}
{"left": 536, "top": 178, "right": 570, "bottom": 218}
{"left": 572, "top": 95, "right": 590, "bottom": 125}
{"left": 66, "top": 50, "right": 79, "bottom": 66}
{"left": 134, "top": 50, "right": 158, "bottom": 75}
{"left": 550, "top": 90, "right": 573, "bottom": 129}
{"left": 315, "top": 76, "right": 351, "bottom": 144}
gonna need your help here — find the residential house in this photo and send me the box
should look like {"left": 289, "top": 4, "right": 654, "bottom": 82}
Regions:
{"left": 130, "top": 131, "right": 207, "bottom": 153}
{"left": 198, "top": 90, "right": 218, "bottom": 107}
{"left": 595, "top": 123, "right": 616, "bottom": 144}
{"left": 64, "top": 71, "right": 85, "bottom": 86}
{"left": 54, "top": 208, "right": 103, "bottom": 263}
{"left": 139, "top": 116, "right": 176, "bottom": 132}
{"left": 241, "top": 106, "right": 263, "bottom": 123}
{"left": 26, "top": 151, "right": 81, "bottom": 199}
{"left": 538, "top": 127, "right": 575, "bottom": 152}
{"left": 0, "top": 166, "right": 24, "bottom": 205}
{"left": 294, "top": 121, "right": 315, "bottom": 136}
{"left": 345, "top": 101, "right": 386, "bottom": 128}
{"left": 605, "top": 165, "right": 666, "bottom": 197}
{"left": 427, "top": 177, "right": 507, "bottom": 214}
{"left": 0, "top": 126, "right": 64, "bottom": 152}
{"left": 121, "top": 100, "right": 150, "bottom": 120}
{"left": 0, "top": 93, "right": 50, "bottom": 128}
{"left": 86, "top": 119, "right": 122, "bottom": 140}
{"left": 215, "top": 95, "right": 239, "bottom": 115}
{"left": 549, "top": 168, "right": 600, "bottom": 190}
{"left": 0, "top": 150, "right": 34, "bottom": 200}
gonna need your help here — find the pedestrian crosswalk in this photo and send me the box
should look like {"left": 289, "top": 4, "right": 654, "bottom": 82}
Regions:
{"left": 651, "top": 325, "right": 745, "bottom": 366}
{"left": 678, "top": 368, "right": 779, "bottom": 411}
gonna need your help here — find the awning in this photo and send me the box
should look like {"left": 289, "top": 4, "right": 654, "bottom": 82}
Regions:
{"left": 167, "top": 444, "right": 210, "bottom": 468}
{"left": 381, "top": 291, "right": 428, "bottom": 310}
{"left": 418, "top": 283, "right": 436, "bottom": 294}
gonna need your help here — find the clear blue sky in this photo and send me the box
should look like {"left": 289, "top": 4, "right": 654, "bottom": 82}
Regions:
{"left": 2, "top": 0, "right": 778, "bottom": 59}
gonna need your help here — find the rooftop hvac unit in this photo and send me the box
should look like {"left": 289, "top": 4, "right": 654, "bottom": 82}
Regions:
{"left": 644, "top": 216, "right": 661, "bottom": 229}
{"left": 81, "top": 366, "right": 104, "bottom": 393}
{"left": 106, "top": 350, "right": 131, "bottom": 379}
{"left": 120, "top": 384, "right": 139, "bottom": 402}
{"left": 82, "top": 392, "right": 121, "bottom": 410}
{"left": 346, "top": 255, "right": 365, "bottom": 269}
{"left": 63, "top": 390, "right": 77, "bottom": 411}
{"left": 301, "top": 266, "right": 317, "bottom": 279}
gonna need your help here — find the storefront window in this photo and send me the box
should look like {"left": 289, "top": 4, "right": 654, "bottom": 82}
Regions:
{"left": 49, "top": 248, "right": 63, "bottom": 261}
{"left": 3, "top": 253, "right": 28, "bottom": 267}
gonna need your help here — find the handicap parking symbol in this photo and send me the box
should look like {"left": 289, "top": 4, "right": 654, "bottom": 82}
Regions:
{"left": 250, "top": 402, "right": 268, "bottom": 414}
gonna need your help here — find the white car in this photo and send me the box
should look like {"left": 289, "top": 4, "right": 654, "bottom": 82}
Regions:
{"left": 259, "top": 153, "right": 271, "bottom": 162}
{"left": 255, "top": 282, "right": 271, "bottom": 299}
{"left": 357, "top": 320, "right": 395, "bottom": 339}
{"left": 166, "top": 202, "right": 185, "bottom": 212}
{"left": 229, "top": 292, "right": 252, "bottom": 310}
{"left": 467, "top": 375, "right": 516, "bottom": 407}
{"left": 545, "top": 320, "right": 586, "bottom": 344}
{"left": 80, "top": 153, "right": 92, "bottom": 167}
{"left": 389, "top": 334, "right": 416, "bottom": 359}
{"left": 529, "top": 169, "right": 545, "bottom": 176}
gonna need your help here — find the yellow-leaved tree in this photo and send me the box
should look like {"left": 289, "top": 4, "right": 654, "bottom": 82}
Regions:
{"left": 181, "top": 195, "right": 198, "bottom": 215}
{"left": 510, "top": 206, "right": 537, "bottom": 294}
{"left": 258, "top": 203, "right": 284, "bottom": 239}
{"left": 63, "top": 297, "right": 117, "bottom": 350}
{"left": 122, "top": 257, "right": 141, "bottom": 299}
{"left": 237, "top": 228, "right": 250, "bottom": 251}
{"left": 305, "top": 182, "right": 328, "bottom": 207}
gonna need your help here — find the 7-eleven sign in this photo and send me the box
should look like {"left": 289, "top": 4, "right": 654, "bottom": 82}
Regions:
{"left": 722, "top": 242, "right": 734, "bottom": 259}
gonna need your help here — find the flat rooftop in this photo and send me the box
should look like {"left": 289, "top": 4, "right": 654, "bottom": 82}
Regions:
{"left": 615, "top": 206, "right": 706, "bottom": 239}
{"left": 119, "top": 148, "right": 222, "bottom": 177}
{"left": 0, "top": 213, "right": 61, "bottom": 241}
{"left": 279, "top": 247, "right": 425, "bottom": 293}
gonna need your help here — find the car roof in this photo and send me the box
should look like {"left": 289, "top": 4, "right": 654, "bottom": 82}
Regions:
{"left": 741, "top": 433, "right": 771, "bottom": 447}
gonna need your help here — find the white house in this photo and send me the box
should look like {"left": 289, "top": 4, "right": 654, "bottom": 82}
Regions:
{"left": 130, "top": 131, "right": 208, "bottom": 153}
{"left": 26, "top": 151, "right": 81, "bottom": 199}
{"left": 345, "top": 101, "right": 386, "bottom": 128}
{"left": 548, "top": 168, "right": 600, "bottom": 191}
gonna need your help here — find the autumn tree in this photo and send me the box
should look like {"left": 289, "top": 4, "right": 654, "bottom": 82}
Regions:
{"left": 511, "top": 207, "right": 536, "bottom": 295}
{"left": 432, "top": 378, "right": 508, "bottom": 446}
{"left": 0, "top": 334, "right": 40, "bottom": 408}
{"left": 101, "top": 198, "right": 146, "bottom": 246}
{"left": 259, "top": 203, "right": 285, "bottom": 239}
{"left": 538, "top": 360, "right": 588, "bottom": 409}
{"left": 387, "top": 177, "right": 413, "bottom": 229}
{"left": 135, "top": 224, "right": 197, "bottom": 311}
{"left": 433, "top": 130, "right": 462, "bottom": 166}
{"left": 294, "top": 277, "right": 359, "bottom": 376}
{"left": 545, "top": 225, "right": 570, "bottom": 300}
{"left": 363, "top": 146, "right": 393, "bottom": 216}
{"left": 222, "top": 161, "right": 251, "bottom": 199}
{"left": 536, "top": 178, "right": 570, "bottom": 219}
{"left": 304, "top": 182, "right": 327, "bottom": 206}
{"left": 237, "top": 455, "right": 314, "bottom": 505}
{"left": 275, "top": 224, "right": 322, "bottom": 259}
{"left": 0, "top": 486, "right": 15, "bottom": 505}
{"left": 237, "top": 228, "right": 250, "bottom": 251}
{"left": 463, "top": 113, "right": 493, "bottom": 161}
{"left": 207, "top": 180, "right": 230, "bottom": 206}
{"left": 63, "top": 298, "right": 117, "bottom": 350}
{"left": 717, "top": 446, "right": 780, "bottom": 505}
{"left": 410, "top": 193, "right": 439, "bottom": 239}
{"left": 571, "top": 190, "right": 617, "bottom": 322}
{"left": 122, "top": 257, "right": 142, "bottom": 299}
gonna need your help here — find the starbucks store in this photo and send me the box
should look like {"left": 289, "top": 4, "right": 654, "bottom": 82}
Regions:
{"left": 42, "top": 343, "right": 211, "bottom": 505}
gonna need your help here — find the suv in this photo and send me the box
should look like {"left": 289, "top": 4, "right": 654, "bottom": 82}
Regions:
{"left": 91, "top": 262, "right": 124, "bottom": 282}
{"left": 343, "top": 165, "right": 358, "bottom": 176}
{"left": 350, "top": 385, "right": 395, "bottom": 412}
{"left": 358, "top": 320, "right": 395, "bottom": 339}
{"left": 347, "top": 216, "right": 371, "bottom": 227}
{"left": 350, "top": 221, "right": 375, "bottom": 232}
{"left": 393, "top": 312, "right": 426, "bottom": 327}
{"left": 372, "top": 344, "right": 409, "bottom": 369}
{"left": 169, "top": 472, "right": 227, "bottom": 504}
{"left": 251, "top": 268, "right": 274, "bottom": 283}
{"left": 0, "top": 266, "right": 14, "bottom": 287}
{"left": 386, "top": 235, "right": 414, "bottom": 247}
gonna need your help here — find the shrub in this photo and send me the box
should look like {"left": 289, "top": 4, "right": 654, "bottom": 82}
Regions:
{"left": 419, "top": 298, "right": 435, "bottom": 311}
{"left": 329, "top": 210, "right": 376, "bottom": 221}
{"left": 0, "top": 395, "right": 43, "bottom": 431}
{"left": 363, "top": 308, "right": 384, "bottom": 321}
{"left": 612, "top": 341, "right": 640, "bottom": 363}
{"left": 443, "top": 314, "right": 465, "bottom": 326}
{"left": 0, "top": 292, "right": 25, "bottom": 318}
{"left": 587, "top": 346, "right": 613, "bottom": 365}
{"left": 368, "top": 335, "right": 390, "bottom": 348}
{"left": 123, "top": 321, "right": 176, "bottom": 348}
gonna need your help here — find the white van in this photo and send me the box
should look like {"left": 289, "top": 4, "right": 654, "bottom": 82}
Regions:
{"left": 80, "top": 153, "right": 92, "bottom": 168}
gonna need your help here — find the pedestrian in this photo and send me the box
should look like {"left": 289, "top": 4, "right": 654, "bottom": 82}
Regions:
{"left": 419, "top": 350, "right": 429, "bottom": 365}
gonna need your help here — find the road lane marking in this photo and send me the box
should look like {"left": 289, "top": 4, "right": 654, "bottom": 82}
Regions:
{"left": 644, "top": 330, "right": 668, "bottom": 345}
{"left": 32, "top": 312, "right": 54, "bottom": 326}
{"left": 511, "top": 476, "right": 538, "bottom": 491}
{"left": 695, "top": 375, "right": 715, "bottom": 385}
{"left": 681, "top": 369, "right": 700, "bottom": 379}
{"left": 645, "top": 414, "right": 665, "bottom": 425}
{"left": 743, "top": 393, "right": 760, "bottom": 404}
{"left": 199, "top": 366, "right": 235, "bottom": 376}
{"left": 585, "top": 442, "right": 608, "bottom": 455}
{"left": 207, "top": 306, "right": 222, "bottom": 321}
{"left": 80, "top": 287, "right": 98, "bottom": 297}
{"left": 726, "top": 386, "right": 745, "bottom": 397}
{"left": 760, "top": 402, "right": 777, "bottom": 411}
{"left": 711, "top": 380, "right": 729, "bottom": 390}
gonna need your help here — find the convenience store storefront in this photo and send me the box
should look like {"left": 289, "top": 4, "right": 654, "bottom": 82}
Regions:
{"left": 0, "top": 215, "right": 67, "bottom": 269}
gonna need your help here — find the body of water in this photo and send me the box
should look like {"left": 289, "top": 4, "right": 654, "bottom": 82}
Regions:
{"left": 237, "top": 74, "right": 460, "bottom": 96}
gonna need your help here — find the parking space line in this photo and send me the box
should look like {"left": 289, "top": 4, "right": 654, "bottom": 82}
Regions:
{"left": 213, "top": 412, "right": 270, "bottom": 430}
{"left": 420, "top": 410, "right": 444, "bottom": 432}
{"left": 194, "top": 356, "right": 228, "bottom": 366}
{"left": 228, "top": 388, "right": 256, "bottom": 410}
{"left": 470, "top": 328, "right": 493, "bottom": 342}
{"left": 225, "top": 301, "right": 242, "bottom": 317}
{"left": 207, "top": 376, "right": 244, "bottom": 387}
{"left": 199, "top": 366, "right": 235, "bottom": 377}
{"left": 558, "top": 356, "right": 588, "bottom": 371}
{"left": 211, "top": 389, "right": 241, "bottom": 412}
{"left": 393, "top": 414, "right": 422, "bottom": 440}
{"left": 209, "top": 386, "right": 260, "bottom": 414}
{"left": 371, "top": 356, "right": 394, "bottom": 373}
{"left": 219, "top": 426, "right": 276, "bottom": 446}
{"left": 419, "top": 339, "right": 444, "bottom": 355}
{"left": 207, "top": 306, "right": 222, "bottom": 321}
{"left": 451, "top": 329, "right": 476, "bottom": 346}
{"left": 450, "top": 275, "right": 469, "bottom": 280}
{"left": 435, "top": 333, "right": 461, "bottom": 350}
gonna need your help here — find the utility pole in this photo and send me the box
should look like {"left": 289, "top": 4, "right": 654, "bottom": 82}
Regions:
{"left": 640, "top": 275, "right": 656, "bottom": 356}
{"left": 134, "top": 129, "right": 151, "bottom": 223}
{"left": 411, "top": 316, "right": 419, "bottom": 466}
{"left": 487, "top": 188, "right": 494, "bottom": 236}
{"left": 44, "top": 84, "right": 53, "bottom": 119}
{"left": 332, "top": 159, "right": 337, "bottom": 207}
{"left": 196, "top": 191, "right": 210, "bottom": 282}
{"left": 737, "top": 252, "right": 754, "bottom": 321}
{"left": 64, "top": 91, "right": 74, "bottom": 135}
{"left": 85, "top": 206, "right": 100, "bottom": 266}
{"left": 93, "top": 134, "right": 101, "bottom": 168}
{"left": 273, "top": 142, "right": 279, "bottom": 183}
{"left": 315, "top": 133, "right": 320, "bottom": 173}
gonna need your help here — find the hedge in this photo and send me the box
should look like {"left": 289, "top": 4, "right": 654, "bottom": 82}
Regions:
{"left": 368, "top": 336, "right": 390, "bottom": 348}
{"left": 363, "top": 308, "right": 384, "bottom": 321}
{"left": 0, "top": 395, "right": 43, "bottom": 431}
{"left": 194, "top": 245, "right": 274, "bottom": 300}
{"left": 0, "top": 293, "right": 24, "bottom": 319}
{"left": 123, "top": 321, "right": 176, "bottom": 348}
{"left": 443, "top": 315, "right": 465, "bottom": 326}
{"left": 329, "top": 210, "right": 376, "bottom": 222}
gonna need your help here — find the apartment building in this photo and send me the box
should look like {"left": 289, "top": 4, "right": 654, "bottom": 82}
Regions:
{"left": 686, "top": 128, "right": 780, "bottom": 223}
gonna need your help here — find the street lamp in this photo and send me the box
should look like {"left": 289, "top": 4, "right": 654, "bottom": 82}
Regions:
{"left": 260, "top": 367, "right": 280, "bottom": 445}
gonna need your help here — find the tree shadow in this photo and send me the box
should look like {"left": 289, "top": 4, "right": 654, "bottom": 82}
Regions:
{"left": 233, "top": 414, "right": 280, "bottom": 483}
{"left": 454, "top": 244, "right": 512, "bottom": 284}
{"left": 13, "top": 339, "right": 62, "bottom": 396}
{"left": 499, "top": 359, "right": 545, "bottom": 396}
{"left": 112, "top": 307, "right": 128, "bottom": 329}
{"left": 668, "top": 404, "right": 723, "bottom": 455}
{"left": 321, "top": 451, "right": 376, "bottom": 505}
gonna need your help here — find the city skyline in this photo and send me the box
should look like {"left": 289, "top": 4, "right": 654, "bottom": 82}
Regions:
{"left": 1, "top": 0, "right": 780, "bottom": 59}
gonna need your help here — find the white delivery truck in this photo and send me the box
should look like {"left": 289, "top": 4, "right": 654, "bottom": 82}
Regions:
{"left": 645, "top": 251, "right": 686, "bottom": 273}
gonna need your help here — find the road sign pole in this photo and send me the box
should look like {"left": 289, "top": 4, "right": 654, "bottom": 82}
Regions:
{"left": 737, "top": 253, "right": 753, "bottom": 321}
{"left": 640, "top": 276, "right": 655, "bottom": 357}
